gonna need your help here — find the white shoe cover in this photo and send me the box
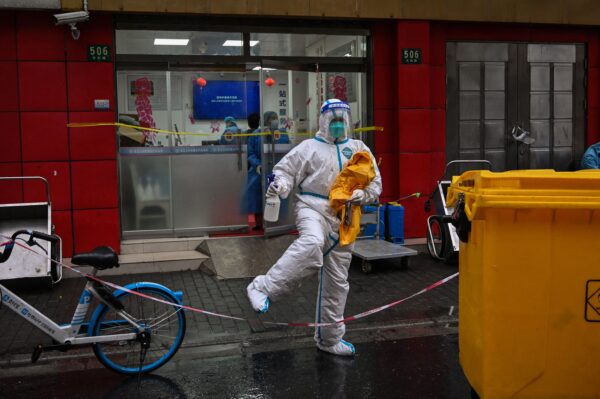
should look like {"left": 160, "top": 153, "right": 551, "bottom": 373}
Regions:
{"left": 316, "top": 340, "right": 355, "bottom": 356}
{"left": 246, "top": 282, "right": 269, "bottom": 313}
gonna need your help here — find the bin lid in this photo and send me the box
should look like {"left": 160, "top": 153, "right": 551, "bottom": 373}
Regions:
{"left": 446, "top": 169, "right": 600, "bottom": 220}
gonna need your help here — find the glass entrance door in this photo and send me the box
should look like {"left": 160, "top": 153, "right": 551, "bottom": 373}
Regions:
{"left": 169, "top": 70, "right": 252, "bottom": 234}
{"left": 117, "top": 69, "right": 258, "bottom": 236}
{"left": 259, "top": 62, "right": 311, "bottom": 235}
{"left": 117, "top": 70, "right": 173, "bottom": 234}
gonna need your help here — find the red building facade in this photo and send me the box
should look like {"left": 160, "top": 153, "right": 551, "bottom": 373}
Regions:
{"left": 1, "top": 11, "right": 599, "bottom": 254}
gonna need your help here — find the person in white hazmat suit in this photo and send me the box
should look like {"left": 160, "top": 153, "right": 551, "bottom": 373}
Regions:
{"left": 247, "top": 99, "right": 382, "bottom": 356}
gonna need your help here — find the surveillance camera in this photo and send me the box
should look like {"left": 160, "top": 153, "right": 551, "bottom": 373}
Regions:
{"left": 53, "top": 10, "right": 89, "bottom": 26}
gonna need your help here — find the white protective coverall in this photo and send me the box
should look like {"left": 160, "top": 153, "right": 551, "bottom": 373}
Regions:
{"left": 247, "top": 99, "right": 382, "bottom": 355}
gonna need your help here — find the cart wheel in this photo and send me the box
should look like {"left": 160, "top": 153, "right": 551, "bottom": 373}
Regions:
{"left": 399, "top": 257, "right": 409, "bottom": 270}
{"left": 361, "top": 260, "right": 372, "bottom": 273}
{"left": 470, "top": 387, "right": 480, "bottom": 399}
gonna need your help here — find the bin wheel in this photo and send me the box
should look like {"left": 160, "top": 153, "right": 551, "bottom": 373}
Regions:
{"left": 361, "top": 260, "right": 372, "bottom": 273}
{"left": 426, "top": 216, "right": 452, "bottom": 262}
{"left": 445, "top": 250, "right": 458, "bottom": 265}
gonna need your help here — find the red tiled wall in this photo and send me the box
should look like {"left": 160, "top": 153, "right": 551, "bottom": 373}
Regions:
{"left": 67, "top": 62, "right": 115, "bottom": 111}
{"left": 71, "top": 161, "right": 119, "bottom": 210}
{"left": 73, "top": 209, "right": 120, "bottom": 253}
{"left": 69, "top": 112, "right": 117, "bottom": 160}
{"left": 0, "top": 112, "right": 20, "bottom": 162}
{"left": 0, "top": 163, "right": 23, "bottom": 204}
{"left": 372, "top": 20, "right": 600, "bottom": 237}
{"left": 16, "top": 12, "right": 65, "bottom": 61}
{"left": 372, "top": 21, "right": 440, "bottom": 237}
{"left": 20, "top": 112, "right": 69, "bottom": 161}
{"left": 0, "top": 13, "right": 16, "bottom": 60}
{"left": 18, "top": 62, "right": 67, "bottom": 110}
{"left": 0, "top": 11, "right": 117, "bottom": 257}
{"left": 0, "top": 62, "right": 18, "bottom": 111}
{"left": 372, "top": 23, "right": 398, "bottom": 204}
{"left": 23, "top": 162, "right": 72, "bottom": 210}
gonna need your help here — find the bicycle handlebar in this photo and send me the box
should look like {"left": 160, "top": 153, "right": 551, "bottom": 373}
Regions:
{"left": 0, "top": 230, "right": 60, "bottom": 263}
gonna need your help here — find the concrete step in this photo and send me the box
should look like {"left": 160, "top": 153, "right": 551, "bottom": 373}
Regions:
{"left": 62, "top": 250, "right": 209, "bottom": 278}
{"left": 121, "top": 237, "right": 206, "bottom": 254}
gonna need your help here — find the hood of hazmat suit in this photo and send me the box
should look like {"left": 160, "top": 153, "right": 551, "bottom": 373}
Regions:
{"left": 329, "top": 151, "right": 376, "bottom": 246}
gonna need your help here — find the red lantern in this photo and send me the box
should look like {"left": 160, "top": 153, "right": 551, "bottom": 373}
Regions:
{"left": 195, "top": 77, "right": 207, "bottom": 87}
{"left": 264, "top": 77, "right": 275, "bottom": 87}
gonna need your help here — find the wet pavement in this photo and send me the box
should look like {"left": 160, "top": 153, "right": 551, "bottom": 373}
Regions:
{"left": 0, "top": 246, "right": 466, "bottom": 397}
{"left": 0, "top": 248, "right": 459, "bottom": 361}
{"left": 0, "top": 334, "right": 471, "bottom": 399}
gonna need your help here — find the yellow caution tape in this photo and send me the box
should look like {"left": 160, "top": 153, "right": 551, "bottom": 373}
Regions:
{"left": 353, "top": 126, "right": 385, "bottom": 133}
{"left": 67, "top": 122, "right": 384, "bottom": 138}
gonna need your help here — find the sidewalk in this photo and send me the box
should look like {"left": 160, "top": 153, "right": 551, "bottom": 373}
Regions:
{"left": 0, "top": 247, "right": 458, "bottom": 361}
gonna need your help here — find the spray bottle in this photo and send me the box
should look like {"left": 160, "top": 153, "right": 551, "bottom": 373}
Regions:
{"left": 264, "top": 173, "right": 281, "bottom": 222}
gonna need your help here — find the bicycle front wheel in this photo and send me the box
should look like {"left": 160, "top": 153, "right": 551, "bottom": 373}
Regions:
{"left": 91, "top": 286, "right": 186, "bottom": 374}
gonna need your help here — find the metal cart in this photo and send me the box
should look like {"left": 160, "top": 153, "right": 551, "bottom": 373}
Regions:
{"left": 0, "top": 176, "right": 62, "bottom": 285}
{"left": 352, "top": 204, "right": 418, "bottom": 273}
{"left": 424, "top": 160, "right": 492, "bottom": 263}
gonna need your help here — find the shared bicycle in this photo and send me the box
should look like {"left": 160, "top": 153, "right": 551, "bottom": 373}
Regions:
{"left": 0, "top": 229, "right": 186, "bottom": 374}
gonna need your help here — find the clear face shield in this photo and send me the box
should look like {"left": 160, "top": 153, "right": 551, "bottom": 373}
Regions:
{"left": 319, "top": 106, "right": 352, "bottom": 141}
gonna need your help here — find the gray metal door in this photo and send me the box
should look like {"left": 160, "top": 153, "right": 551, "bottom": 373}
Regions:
{"left": 446, "top": 42, "right": 586, "bottom": 172}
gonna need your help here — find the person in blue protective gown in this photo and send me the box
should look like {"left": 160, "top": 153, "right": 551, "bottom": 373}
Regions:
{"left": 242, "top": 113, "right": 264, "bottom": 230}
{"left": 263, "top": 111, "right": 290, "bottom": 144}
{"left": 581, "top": 141, "right": 600, "bottom": 169}
{"left": 246, "top": 99, "right": 382, "bottom": 356}
{"left": 220, "top": 116, "right": 241, "bottom": 145}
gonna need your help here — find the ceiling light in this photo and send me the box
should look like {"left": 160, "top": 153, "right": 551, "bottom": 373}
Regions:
{"left": 223, "top": 40, "right": 259, "bottom": 47}
{"left": 252, "top": 66, "right": 277, "bottom": 71}
{"left": 344, "top": 53, "right": 352, "bottom": 57}
{"left": 154, "top": 38, "right": 189, "bottom": 46}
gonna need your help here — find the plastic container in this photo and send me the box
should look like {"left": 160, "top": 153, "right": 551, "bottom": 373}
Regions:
{"left": 386, "top": 203, "right": 404, "bottom": 244}
{"left": 446, "top": 169, "right": 600, "bottom": 399}
{"left": 264, "top": 195, "right": 280, "bottom": 222}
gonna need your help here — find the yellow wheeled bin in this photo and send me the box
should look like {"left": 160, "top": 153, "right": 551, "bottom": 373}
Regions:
{"left": 446, "top": 169, "right": 600, "bottom": 399}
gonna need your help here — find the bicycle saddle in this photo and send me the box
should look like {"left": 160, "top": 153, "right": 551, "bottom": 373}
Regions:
{"left": 72, "top": 246, "right": 119, "bottom": 270}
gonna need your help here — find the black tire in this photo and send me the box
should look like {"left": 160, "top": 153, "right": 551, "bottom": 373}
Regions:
{"left": 426, "top": 216, "right": 452, "bottom": 261}
{"left": 399, "top": 257, "right": 409, "bottom": 270}
{"left": 361, "top": 260, "right": 372, "bottom": 273}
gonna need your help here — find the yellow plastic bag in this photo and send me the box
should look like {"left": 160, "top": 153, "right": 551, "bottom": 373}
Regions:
{"left": 329, "top": 151, "right": 376, "bottom": 246}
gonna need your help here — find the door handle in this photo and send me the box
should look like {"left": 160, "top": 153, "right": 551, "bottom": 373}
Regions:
{"left": 511, "top": 125, "right": 535, "bottom": 145}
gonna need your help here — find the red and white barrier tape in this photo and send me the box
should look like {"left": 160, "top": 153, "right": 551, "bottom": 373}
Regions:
{"left": 0, "top": 237, "right": 458, "bottom": 328}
